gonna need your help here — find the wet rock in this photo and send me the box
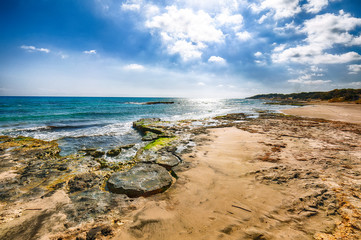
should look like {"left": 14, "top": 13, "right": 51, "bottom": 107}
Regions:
{"left": 142, "top": 131, "right": 159, "bottom": 141}
{"left": 119, "top": 143, "right": 135, "bottom": 149}
{"left": 143, "top": 101, "right": 174, "bottom": 105}
{"left": 90, "top": 151, "right": 104, "bottom": 158}
{"left": 68, "top": 173, "right": 102, "bottom": 193}
{"left": 133, "top": 118, "right": 164, "bottom": 134}
{"left": 214, "top": 113, "right": 246, "bottom": 121}
{"left": 79, "top": 148, "right": 97, "bottom": 155}
{"left": 107, "top": 164, "right": 173, "bottom": 197}
{"left": 106, "top": 149, "right": 121, "bottom": 157}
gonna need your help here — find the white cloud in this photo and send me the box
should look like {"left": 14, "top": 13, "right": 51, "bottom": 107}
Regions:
{"left": 350, "top": 81, "right": 361, "bottom": 87}
{"left": 348, "top": 64, "right": 361, "bottom": 74}
{"left": 272, "top": 11, "right": 361, "bottom": 64}
{"left": 176, "top": 0, "right": 245, "bottom": 12}
{"left": 83, "top": 50, "right": 97, "bottom": 54}
{"left": 254, "top": 51, "right": 263, "bottom": 57}
{"left": 273, "top": 45, "right": 361, "bottom": 64}
{"left": 215, "top": 10, "right": 243, "bottom": 31}
{"left": 146, "top": 6, "right": 224, "bottom": 61}
{"left": 288, "top": 73, "right": 331, "bottom": 85}
{"left": 236, "top": 31, "right": 251, "bottom": 41}
{"left": 197, "top": 82, "right": 206, "bottom": 86}
{"left": 273, "top": 44, "right": 287, "bottom": 52}
{"left": 251, "top": 0, "right": 302, "bottom": 20}
{"left": 274, "top": 21, "right": 300, "bottom": 34}
{"left": 121, "top": 0, "right": 142, "bottom": 11}
{"left": 121, "top": 3, "right": 140, "bottom": 11}
{"left": 208, "top": 56, "right": 226, "bottom": 64}
{"left": 287, "top": 74, "right": 332, "bottom": 85}
{"left": 303, "top": 0, "right": 329, "bottom": 14}
{"left": 310, "top": 65, "right": 324, "bottom": 72}
{"left": 168, "top": 40, "right": 204, "bottom": 60}
{"left": 302, "top": 11, "right": 361, "bottom": 49}
{"left": 123, "top": 64, "right": 145, "bottom": 71}
{"left": 288, "top": 79, "right": 331, "bottom": 84}
{"left": 20, "top": 45, "right": 50, "bottom": 53}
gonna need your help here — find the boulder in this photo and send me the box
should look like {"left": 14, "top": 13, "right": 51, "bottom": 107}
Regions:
{"left": 107, "top": 164, "right": 173, "bottom": 197}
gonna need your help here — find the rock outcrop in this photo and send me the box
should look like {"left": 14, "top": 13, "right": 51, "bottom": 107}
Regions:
{"left": 107, "top": 164, "right": 173, "bottom": 197}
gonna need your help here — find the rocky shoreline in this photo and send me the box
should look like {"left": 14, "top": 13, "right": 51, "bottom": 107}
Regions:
{"left": 0, "top": 111, "right": 360, "bottom": 239}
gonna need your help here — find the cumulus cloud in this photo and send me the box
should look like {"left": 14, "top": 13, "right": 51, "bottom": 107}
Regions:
{"left": 215, "top": 10, "right": 243, "bottom": 31}
{"left": 272, "top": 11, "right": 361, "bottom": 64}
{"left": 303, "top": 0, "right": 330, "bottom": 14}
{"left": 208, "top": 56, "right": 226, "bottom": 64}
{"left": 146, "top": 6, "right": 225, "bottom": 61}
{"left": 83, "top": 50, "right": 97, "bottom": 54}
{"left": 20, "top": 45, "right": 50, "bottom": 53}
{"left": 123, "top": 64, "right": 145, "bottom": 70}
{"left": 236, "top": 31, "right": 251, "bottom": 41}
{"left": 251, "top": 0, "right": 302, "bottom": 20}
{"left": 254, "top": 51, "right": 263, "bottom": 57}
{"left": 348, "top": 64, "right": 361, "bottom": 74}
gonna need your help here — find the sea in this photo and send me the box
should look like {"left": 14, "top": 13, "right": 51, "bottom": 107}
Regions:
{"left": 0, "top": 97, "right": 294, "bottom": 156}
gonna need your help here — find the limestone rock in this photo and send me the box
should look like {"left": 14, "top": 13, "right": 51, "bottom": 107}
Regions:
{"left": 134, "top": 150, "right": 180, "bottom": 170}
{"left": 68, "top": 173, "right": 102, "bottom": 193}
{"left": 142, "top": 131, "right": 159, "bottom": 141}
{"left": 107, "top": 164, "right": 173, "bottom": 197}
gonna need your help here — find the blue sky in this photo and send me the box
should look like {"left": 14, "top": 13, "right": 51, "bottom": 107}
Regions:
{"left": 1, "top": 0, "right": 361, "bottom": 98}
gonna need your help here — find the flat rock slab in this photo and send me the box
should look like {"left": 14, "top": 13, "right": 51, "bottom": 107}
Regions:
{"left": 135, "top": 150, "right": 180, "bottom": 170}
{"left": 107, "top": 164, "right": 173, "bottom": 198}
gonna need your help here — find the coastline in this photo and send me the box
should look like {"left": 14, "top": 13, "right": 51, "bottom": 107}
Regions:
{"left": 1, "top": 106, "right": 361, "bottom": 239}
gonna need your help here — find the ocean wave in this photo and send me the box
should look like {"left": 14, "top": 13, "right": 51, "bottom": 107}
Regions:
{"left": 3, "top": 121, "right": 135, "bottom": 141}
{"left": 124, "top": 102, "right": 145, "bottom": 105}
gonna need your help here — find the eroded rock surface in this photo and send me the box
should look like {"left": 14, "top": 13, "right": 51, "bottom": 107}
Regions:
{"left": 107, "top": 164, "right": 173, "bottom": 197}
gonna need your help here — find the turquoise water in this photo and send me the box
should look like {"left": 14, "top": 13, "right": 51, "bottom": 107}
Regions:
{"left": 0, "top": 97, "right": 291, "bottom": 155}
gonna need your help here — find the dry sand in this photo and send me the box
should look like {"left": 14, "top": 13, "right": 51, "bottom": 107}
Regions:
{"left": 281, "top": 103, "right": 361, "bottom": 124}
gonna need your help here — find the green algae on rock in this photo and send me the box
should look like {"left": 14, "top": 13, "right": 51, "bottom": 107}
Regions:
{"left": 144, "top": 137, "right": 177, "bottom": 151}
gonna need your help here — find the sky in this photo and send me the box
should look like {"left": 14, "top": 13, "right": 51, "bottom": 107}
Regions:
{"left": 1, "top": 0, "right": 361, "bottom": 98}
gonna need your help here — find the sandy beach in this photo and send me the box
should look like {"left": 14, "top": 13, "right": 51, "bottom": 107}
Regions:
{"left": 281, "top": 102, "right": 361, "bottom": 124}
{"left": 110, "top": 103, "right": 361, "bottom": 239}
{"left": 1, "top": 103, "right": 361, "bottom": 240}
